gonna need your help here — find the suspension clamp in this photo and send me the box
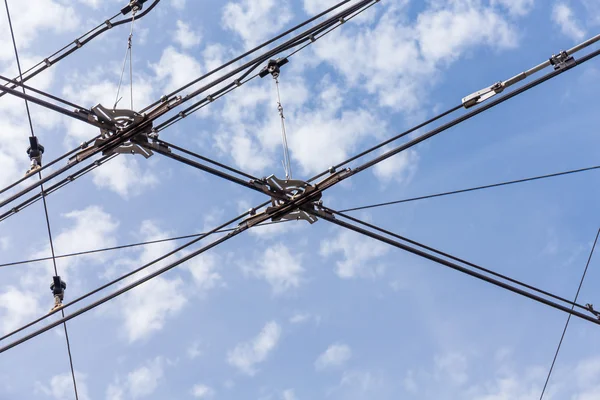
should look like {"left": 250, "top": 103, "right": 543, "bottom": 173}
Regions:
{"left": 259, "top": 57, "right": 289, "bottom": 79}
{"left": 586, "top": 303, "right": 600, "bottom": 320}
{"left": 462, "top": 81, "right": 504, "bottom": 108}
{"left": 50, "top": 276, "right": 67, "bottom": 312}
{"left": 25, "top": 136, "right": 45, "bottom": 176}
{"left": 241, "top": 169, "right": 351, "bottom": 228}
{"left": 550, "top": 51, "right": 575, "bottom": 71}
{"left": 121, "top": 0, "right": 147, "bottom": 15}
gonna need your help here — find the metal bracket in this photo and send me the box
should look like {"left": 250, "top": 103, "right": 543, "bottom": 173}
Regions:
{"left": 91, "top": 104, "right": 145, "bottom": 134}
{"left": 550, "top": 51, "right": 575, "bottom": 71}
{"left": 121, "top": 0, "right": 147, "bottom": 15}
{"left": 586, "top": 303, "right": 600, "bottom": 320}
{"left": 259, "top": 58, "right": 289, "bottom": 79}
{"left": 462, "top": 81, "right": 505, "bottom": 109}
{"left": 25, "top": 136, "right": 45, "bottom": 176}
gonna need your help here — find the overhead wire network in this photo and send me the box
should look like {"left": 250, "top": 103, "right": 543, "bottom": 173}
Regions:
{"left": 0, "top": 0, "right": 599, "bottom": 397}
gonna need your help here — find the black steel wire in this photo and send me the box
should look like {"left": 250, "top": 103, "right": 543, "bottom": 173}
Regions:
{"left": 4, "top": 0, "right": 80, "bottom": 396}
{"left": 539, "top": 228, "right": 600, "bottom": 399}
{"left": 0, "top": 219, "right": 289, "bottom": 268}
{"left": 340, "top": 165, "right": 600, "bottom": 212}
{"left": 316, "top": 210, "right": 600, "bottom": 326}
{"left": 326, "top": 207, "right": 591, "bottom": 313}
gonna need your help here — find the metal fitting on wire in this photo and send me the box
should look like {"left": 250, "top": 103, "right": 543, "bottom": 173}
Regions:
{"left": 25, "top": 137, "right": 44, "bottom": 176}
{"left": 50, "top": 276, "right": 67, "bottom": 312}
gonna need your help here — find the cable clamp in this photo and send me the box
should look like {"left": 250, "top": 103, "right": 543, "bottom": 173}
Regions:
{"left": 550, "top": 50, "right": 575, "bottom": 71}
{"left": 259, "top": 57, "right": 289, "bottom": 80}
{"left": 586, "top": 303, "right": 600, "bottom": 320}
{"left": 121, "top": 0, "right": 147, "bottom": 15}
{"left": 462, "top": 81, "right": 505, "bottom": 109}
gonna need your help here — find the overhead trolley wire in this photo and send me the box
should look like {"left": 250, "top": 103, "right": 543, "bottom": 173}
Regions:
{"left": 339, "top": 164, "right": 600, "bottom": 212}
{"left": 4, "top": 0, "right": 80, "bottom": 397}
{"left": 314, "top": 209, "right": 600, "bottom": 326}
{"left": 0, "top": 220, "right": 290, "bottom": 269}
{"left": 539, "top": 228, "right": 600, "bottom": 400}
{"left": 324, "top": 207, "right": 593, "bottom": 313}
{"left": 0, "top": 0, "right": 161, "bottom": 102}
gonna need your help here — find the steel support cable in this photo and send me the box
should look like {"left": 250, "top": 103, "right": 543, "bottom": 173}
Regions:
{"left": 154, "top": 0, "right": 379, "bottom": 132}
{"left": 139, "top": 0, "right": 357, "bottom": 114}
{"left": 153, "top": 139, "right": 258, "bottom": 181}
{"left": 142, "top": 143, "right": 264, "bottom": 192}
{"left": 539, "top": 228, "right": 600, "bottom": 399}
{"left": 5, "top": 1, "right": 79, "bottom": 396}
{"left": 0, "top": 74, "right": 85, "bottom": 110}
{"left": 0, "top": 155, "right": 116, "bottom": 224}
{"left": 0, "top": 219, "right": 290, "bottom": 268}
{"left": 0, "top": 0, "right": 161, "bottom": 102}
{"left": 0, "top": 0, "right": 376, "bottom": 206}
{"left": 0, "top": 155, "right": 115, "bottom": 222}
{"left": 0, "top": 136, "right": 101, "bottom": 198}
{"left": 114, "top": 11, "right": 136, "bottom": 109}
{"left": 325, "top": 207, "right": 591, "bottom": 313}
{"left": 351, "top": 48, "right": 600, "bottom": 175}
{"left": 0, "top": 202, "right": 274, "bottom": 352}
{"left": 339, "top": 165, "right": 600, "bottom": 213}
{"left": 314, "top": 209, "right": 600, "bottom": 326}
{"left": 150, "top": 0, "right": 379, "bottom": 128}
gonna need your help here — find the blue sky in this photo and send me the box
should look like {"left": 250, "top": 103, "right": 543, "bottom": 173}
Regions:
{"left": 1, "top": 0, "right": 600, "bottom": 399}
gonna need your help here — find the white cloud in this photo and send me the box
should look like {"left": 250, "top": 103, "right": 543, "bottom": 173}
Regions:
{"left": 184, "top": 253, "right": 222, "bottom": 291}
{"left": 372, "top": 148, "right": 419, "bottom": 184}
{"left": 187, "top": 341, "right": 203, "bottom": 359}
{"left": 282, "top": 389, "right": 297, "bottom": 400}
{"left": 311, "top": 1, "right": 519, "bottom": 112}
{"left": 191, "top": 384, "right": 215, "bottom": 398}
{"left": 128, "top": 357, "right": 164, "bottom": 398}
{"left": 174, "top": 20, "right": 202, "bottom": 49}
{"left": 227, "top": 321, "right": 281, "bottom": 375}
{"left": 106, "top": 383, "right": 124, "bottom": 400}
{"left": 151, "top": 46, "right": 203, "bottom": 94}
{"left": 435, "top": 352, "right": 469, "bottom": 386}
{"left": 36, "top": 371, "right": 90, "bottom": 400}
{"left": 491, "top": 0, "right": 535, "bottom": 16}
{"left": 289, "top": 312, "right": 311, "bottom": 324}
{"left": 315, "top": 343, "right": 352, "bottom": 370}
{"left": 0, "top": 236, "right": 10, "bottom": 251}
{"left": 91, "top": 156, "right": 159, "bottom": 199}
{"left": 171, "top": 0, "right": 186, "bottom": 9}
{"left": 0, "top": 287, "right": 41, "bottom": 334}
{"left": 303, "top": 0, "right": 342, "bottom": 15}
{"left": 252, "top": 244, "right": 304, "bottom": 295}
{"left": 222, "top": 0, "right": 293, "bottom": 47}
{"left": 552, "top": 3, "right": 585, "bottom": 41}
{"left": 320, "top": 229, "right": 388, "bottom": 279}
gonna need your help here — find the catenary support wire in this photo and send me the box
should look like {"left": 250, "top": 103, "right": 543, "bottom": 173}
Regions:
{"left": 4, "top": 0, "right": 79, "bottom": 397}
{"left": 340, "top": 165, "right": 600, "bottom": 212}
{"left": 539, "top": 228, "right": 600, "bottom": 399}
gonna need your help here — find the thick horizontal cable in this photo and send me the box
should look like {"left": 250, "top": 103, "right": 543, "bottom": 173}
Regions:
{"left": 0, "top": 1, "right": 161, "bottom": 102}
{"left": 340, "top": 165, "right": 600, "bottom": 212}
{"left": 143, "top": 143, "right": 262, "bottom": 192}
{"left": 155, "top": 1, "right": 380, "bottom": 131}
{"left": 325, "top": 207, "right": 591, "bottom": 313}
{"left": 140, "top": 0, "right": 356, "bottom": 113}
{"left": 0, "top": 155, "right": 116, "bottom": 224}
{"left": 0, "top": 74, "right": 85, "bottom": 110}
{"left": 0, "top": 219, "right": 288, "bottom": 268}
{"left": 153, "top": 139, "right": 258, "bottom": 181}
{"left": 353, "top": 47, "right": 600, "bottom": 174}
{"left": 0, "top": 83, "right": 102, "bottom": 127}
{"left": 151, "top": 0, "right": 378, "bottom": 128}
{"left": 0, "top": 212, "right": 249, "bottom": 353}
{"left": 0, "top": 155, "right": 115, "bottom": 221}
{"left": 316, "top": 209, "right": 600, "bottom": 326}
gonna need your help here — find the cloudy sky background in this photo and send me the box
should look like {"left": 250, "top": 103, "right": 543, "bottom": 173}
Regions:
{"left": 1, "top": 0, "right": 600, "bottom": 399}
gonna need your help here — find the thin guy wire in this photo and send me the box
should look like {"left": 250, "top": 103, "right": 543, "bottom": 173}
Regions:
{"left": 340, "top": 165, "right": 600, "bottom": 212}
{"left": 4, "top": 0, "right": 79, "bottom": 396}
{"left": 539, "top": 228, "right": 600, "bottom": 399}
{"left": 0, "top": 219, "right": 289, "bottom": 268}
{"left": 4, "top": 0, "right": 35, "bottom": 137}
{"left": 114, "top": 12, "right": 136, "bottom": 109}
{"left": 274, "top": 77, "right": 292, "bottom": 179}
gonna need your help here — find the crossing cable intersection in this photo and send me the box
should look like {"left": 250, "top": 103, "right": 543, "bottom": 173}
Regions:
{"left": 1, "top": 1, "right": 600, "bottom": 381}
{"left": 3, "top": 38, "right": 600, "bottom": 353}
